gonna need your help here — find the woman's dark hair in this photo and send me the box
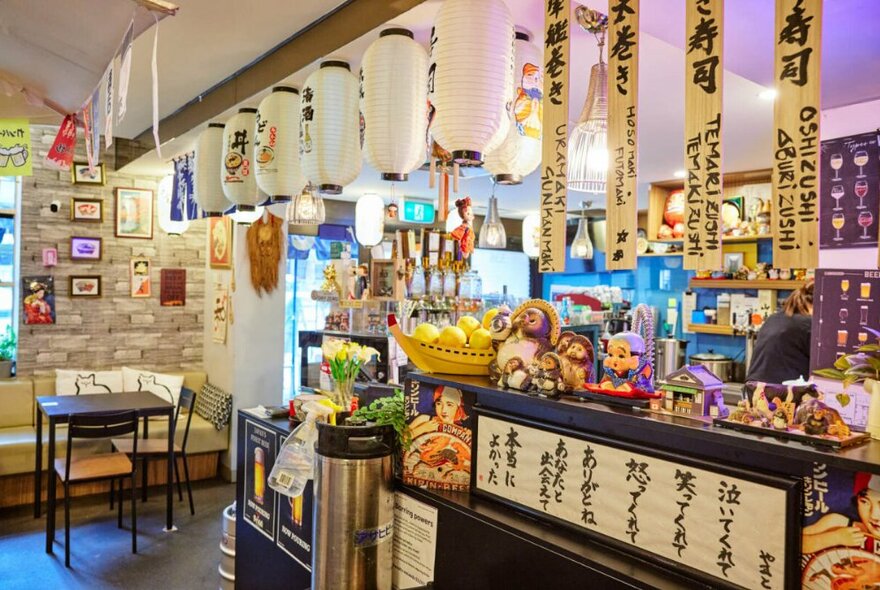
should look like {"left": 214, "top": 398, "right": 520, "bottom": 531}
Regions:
{"left": 783, "top": 280, "right": 814, "bottom": 317}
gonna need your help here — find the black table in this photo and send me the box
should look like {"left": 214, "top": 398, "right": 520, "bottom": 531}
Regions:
{"left": 34, "top": 391, "right": 176, "bottom": 554}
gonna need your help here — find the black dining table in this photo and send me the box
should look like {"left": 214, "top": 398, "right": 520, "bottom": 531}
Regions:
{"left": 34, "top": 391, "right": 176, "bottom": 553}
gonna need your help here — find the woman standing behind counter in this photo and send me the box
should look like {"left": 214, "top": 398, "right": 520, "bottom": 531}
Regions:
{"left": 746, "top": 280, "right": 814, "bottom": 384}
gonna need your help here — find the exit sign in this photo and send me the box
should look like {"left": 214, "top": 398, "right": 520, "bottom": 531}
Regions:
{"left": 401, "top": 199, "right": 435, "bottom": 224}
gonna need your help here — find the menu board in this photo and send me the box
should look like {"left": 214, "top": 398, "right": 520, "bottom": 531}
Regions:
{"left": 276, "top": 474, "right": 313, "bottom": 572}
{"left": 474, "top": 413, "right": 795, "bottom": 590}
{"left": 244, "top": 419, "right": 277, "bottom": 540}
{"left": 819, "top": 132, "right": 879, "bottom": 250}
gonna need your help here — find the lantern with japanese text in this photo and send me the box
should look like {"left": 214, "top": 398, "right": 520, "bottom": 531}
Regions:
{"left": 222, "top": 108, "right": 260, "bottom": 209}
{"left": 428, "top": 0, "right": 515, "bottom": 166}
{"left": 255, "top": 86, "right": 304, "bottom": 202}
{"left": 193, "top": 123, "right": 229, "bottom": 216}
{"left": 300, "top": 61, "right": 362, "bottom": 194}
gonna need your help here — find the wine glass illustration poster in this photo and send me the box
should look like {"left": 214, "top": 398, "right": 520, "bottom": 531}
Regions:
{"left": 820, "top": 132, "right": 878, "bottom": 249}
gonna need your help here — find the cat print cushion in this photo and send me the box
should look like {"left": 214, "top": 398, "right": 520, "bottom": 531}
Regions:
{"left": 55, "top": 370, "right": 124, "bottom": 396}
{"left": 121, "top": 367, "right": 184, "bottom": 406}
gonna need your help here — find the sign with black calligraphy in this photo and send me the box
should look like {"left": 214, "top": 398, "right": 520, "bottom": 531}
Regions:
{"left": 605, "top": 0, "right": 639, "bottom": 270}
{"left": 683, "top": 0, "right": 723, "bottom": 271}
{"left": 475, "top": 414, "right": 794, "bottom": 589}
{"left": 772, "top": 0, "right": 822, "bottom": 269}
{"left": 539, "top": 0, "right": 570, "bottom": 273}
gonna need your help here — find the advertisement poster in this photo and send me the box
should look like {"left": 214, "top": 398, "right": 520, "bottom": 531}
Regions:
{"left": 0, "top": 118, "right": 31, "bottom": 176}
{"left": 276, "top": 430, "right": 313, "bottom": 572}
{"left": 22, "top": 275, "right": 55, "bottom": 325}
{"left": 402, "top": 379, "right": 474, "bottom": 492}
{"left": 811, "top": 269, "right": 878, "bottom": 375}
{"left": 820, "top": 132, "right": 879, "bottom": 250}
{"left": 244, "top": 419, "right": 277, "bottom": 540}
{"left": 392, "top": 492, "right": 438, "bottom": 590}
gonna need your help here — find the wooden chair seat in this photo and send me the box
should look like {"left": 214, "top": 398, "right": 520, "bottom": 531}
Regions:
{"left": 112, "top": 438, "right": 182, "bottom": 455}
{"left": 54, "top": 453, "right": 133, "bottom": 483}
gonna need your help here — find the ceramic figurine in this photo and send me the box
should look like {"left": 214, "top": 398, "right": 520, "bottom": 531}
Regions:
{"left": 556, "top": 331, "right": 595, "bottom": 389}
{"left": 779, "top": 268, "right": 792, "bottom": 280}
{"left": 531, "top": 352, "right": 565, "bottom": 398}
{"left": 767, "top": 268, "right": 779, "bottom": 280}
{"left": 490, "top": 299, "right": 561, "bottom": 388}
{"left": 771, "top": 409, "right": 789, "bottom": 430}
{"left": 488, "top": 305, "right": 513, "bottom": 349}
{"left": 354, "top": 263, "right": 370, "bottom": 300}
{"left": 597, "top": 332, "right": 653, "bottom": 394}
{"left": 320, "top": 264, "right": 341, "bottom": 296}
{"left": 499, "top": 357, "right": 532, "bottom": 390}
{"left": 755, "top": 263, "right": 769, "bottom": 280}
{"left": 794, "top": 398, "right": 851, "bottom": 438}
{"left": 448, "top": 197, "right": 475, "bottom": 259}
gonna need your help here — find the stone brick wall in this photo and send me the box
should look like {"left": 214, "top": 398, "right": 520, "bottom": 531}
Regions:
{"left": 16, "top": 125, "right": 205, "bottom": 376}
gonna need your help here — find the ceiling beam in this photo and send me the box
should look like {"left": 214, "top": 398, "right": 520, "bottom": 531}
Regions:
{"left": 131, "top": 0, "right": 427, "bottom": 147}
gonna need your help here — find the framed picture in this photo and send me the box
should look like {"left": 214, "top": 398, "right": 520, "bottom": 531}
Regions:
{"left": 70, "top": 197, "right": 103, "bottom": 222}
{"left": 71, "top": 162, "right": 106, "bottom": 185}
{"left": 22, "top": 275, "right": 55, "bottom": 325}
{"left": 115, "top": 187, "right": 154, "bottom": 239}
{"left": 160, "top": 268, "right": 186, "bottom": 306}
{"left": 370, "top": 259, "right": 397, "bottom": 300}
{"left": 70, "top": 236, "right": 102, "bottom": 261}
{"left": 69, "top": 275, "right": 102, "bottom": 298}
{"left": 130, "top": 257, "right": 151, "bottom": 298}
{"left": 724, "top": 252, "right": 744, "bottom": 274}
{"left": 209, "top": 216, "right": 233, "bottom": 268}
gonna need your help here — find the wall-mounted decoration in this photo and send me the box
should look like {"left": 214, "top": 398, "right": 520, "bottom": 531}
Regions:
{"left": 171, "top": 153, "right": 198, "bottom": 222}
{"left": 0, "top": 118, "right": 32, "bottom": 176}
{"left": 70, "top": 236, "right": 102, "bottom": 261}
{"left": 246, "top": 214, "right": 283, "bottom": 295}
{"left": 212, "top": 285, "right": 229, "bottom": 344}
{"left": 115, "top": 187, "right": 153, "bottom": 239}
{"left": 71, "top": 162, "right": 105, "bottom": 185}
{"left": 45, "top": 114, "right": 76, "bottom": 172}
{"left": 130, "top": 257, "right": 151, "bottom": 298}
{"left": 160, "top": 268, "right": 186, "bottom": 306}
{"left": 22, "top": 275, "right": 55, "bottom": 324}
{"left": 209, "top": 216, "right": 233, "bottom": 269}
{"left": 42, "top": 248, "right": 57, "bottom": 267}
{"left": 70, "top": 197, "right": 103, "bottom": 222}
{"left": 158, "top": 174, "right": 189, "bottom": 235}
{"left": 69, "top": 275, "right": 102, "bottom": 298}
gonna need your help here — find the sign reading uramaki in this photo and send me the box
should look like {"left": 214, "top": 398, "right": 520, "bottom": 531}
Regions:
{"left": 605, "top": 0, "right": 639, "bottom": 270}
{"left": 683, "top": 0, "right": 723, "bottom": 271}
{"left": 539, "top": 0, "right": 570, "bottom": 273}
{"left": 773, "top": 0, "right": 821, "bottom": 269}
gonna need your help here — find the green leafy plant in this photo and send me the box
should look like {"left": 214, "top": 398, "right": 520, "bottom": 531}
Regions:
{"left": 352, "top": 388, "right": 411, "bottom": 451}
{"left": 814, "top": 327, "right": 880, "bottom": 388}
{"left": 0, "top": 326, "right": 16, "bottom": 361}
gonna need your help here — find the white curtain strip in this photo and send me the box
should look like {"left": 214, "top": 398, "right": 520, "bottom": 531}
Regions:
{"left": 151, "top": 11, "right": 162, "bottom": 159}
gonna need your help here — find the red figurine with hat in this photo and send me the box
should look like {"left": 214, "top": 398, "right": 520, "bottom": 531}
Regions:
{"left": 449, "top": 197, "right": 475, "bottom": 259}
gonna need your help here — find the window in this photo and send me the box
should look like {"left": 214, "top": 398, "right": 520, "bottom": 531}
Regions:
{"left": 0, "top": 177, "right": 18, "bottom": 340}
{"left": 470, "top": 248, "right": 531, "bottom": 305}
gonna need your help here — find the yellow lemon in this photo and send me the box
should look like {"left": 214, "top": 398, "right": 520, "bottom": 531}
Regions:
{"left": 469, "top": 328, "right": 492, "bottom": 350}
{"left": 456, "top": 316, "right": 481, "bottom": 338}
{"left": 412, "top": 323, "right": 440, "bottom": 344}
{"left": 438, "top": 325, "right": 468, "bottom": 348}
{"left": 481, "top": 308, "right": 499, "bottom": 330}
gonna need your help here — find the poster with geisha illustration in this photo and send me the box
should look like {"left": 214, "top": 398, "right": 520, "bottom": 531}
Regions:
{"left": 22, "top": 275, "right": 55, "bottom": 325}
{"left": 802, "top": 464, "right": 880, "bottom": 589}
{"left": 402, "top": 379, "right": 474, "bottom": 492}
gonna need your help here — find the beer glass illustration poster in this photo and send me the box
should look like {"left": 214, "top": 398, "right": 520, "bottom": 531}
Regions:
{"left": 0, "top": 118, "right": 31, "bottom": 176}
{"left": 403, "top": 380, "right": 474, "bottom": 492}
{"left": 244, "top": 419, "right": 277, "bottom": 540}
{"left": 820, "top": 131, "right": 879, "bottom": 249}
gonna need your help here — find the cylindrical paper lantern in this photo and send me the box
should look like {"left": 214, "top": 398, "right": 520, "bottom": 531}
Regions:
{"left": 157, "top": 175, "right": 190, "bottom": 235}
{"left": 193, "top": 122, "right": 229, "bottom": 216}
{"left": 522, "top": 211, "right": 540, "bottom": 258}
{"left": 300, "top": 61, "right": 362, "bottom": 194}
{"left": 255, "top": 86, "right": 304, "bottom": 202}
{"left": 483, "top": 30, "right": 543, "bottom": 185}
{"left": 355, "top": 193, "right": 385, "bottom": 247}
{"left": 361, "top": 28, "right": 428, "bottom": 182}
{"left": 222, "top": 108, "right": 259, "bottom": 209}
{"left": 428, "top": 0, "right": 515, "bottom": 166}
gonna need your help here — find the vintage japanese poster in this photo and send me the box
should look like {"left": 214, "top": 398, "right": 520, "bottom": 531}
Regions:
{"left": 0, "top": 118, "right": 31, "bottom": 176}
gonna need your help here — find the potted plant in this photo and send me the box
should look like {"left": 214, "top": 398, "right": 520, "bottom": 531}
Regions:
{"left": 350, "top": 388, "right": 410, "bottom": 477}
{"left": 0, "top": 326, "right": 15, "bottom": 378}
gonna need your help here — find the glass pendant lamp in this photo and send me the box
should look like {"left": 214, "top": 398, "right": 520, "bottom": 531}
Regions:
{"left": 479, "top": 184, "right": 507, "bottom": 249}
{"left": 290, "top": 183, "right": 325, "bottom": 225}
{"left": 570, "top": 201, "right": 594, "bottom": 260}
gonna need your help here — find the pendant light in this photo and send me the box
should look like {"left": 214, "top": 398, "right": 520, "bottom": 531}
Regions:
{"left": 570, "top": 201, "right": 594, "bottom": 259}
{"left": 290, "top": 183, "right": 325, "bottom": 225}
{"left": 479, "top": 183, "right": 507, "bottom": 249}
{"left": 255, "top": 86, "right": 304, "bottom": 202}
{"left": 482, "top": 29, "right": 543, "bottom": 185}
{"left": 567, "top": 7, "right": 609, "bottom": 194}
{"left": 194, "top": 123, "right": 229, "bottom": 216}
{"left": 157, "top": 174, "right": 190, "bottom": 235}
{"left": 521, "top": 211, "right": 540, "bottom": 258}
{"left": 222, "top": 108, "right": 260, "bottom": 209}
{"left": 428, "top": 0, "right": 515, "bottom": 166}
{"left": 361, "top": 28, "right": 428, "bottom": 181}
{"left": 355, "top": 193, "right": 385, "bottom": 247}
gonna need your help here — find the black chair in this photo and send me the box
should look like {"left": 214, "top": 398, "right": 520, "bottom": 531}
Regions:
{"left": 54, "top": 410, "right": 139, "bottom": 568}
{"left": 111, "top": 388, "right": 197, "bottom": 515}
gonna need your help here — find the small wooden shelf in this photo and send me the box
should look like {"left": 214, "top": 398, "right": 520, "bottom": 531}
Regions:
{"left": 688, "top": 279, "right": 805, "bottom": 290}
{"left": 688, "top": 323, "right": 736, "bottom": 336}
{"left": 638, "top": 251, "right": 683, "bottom": 258}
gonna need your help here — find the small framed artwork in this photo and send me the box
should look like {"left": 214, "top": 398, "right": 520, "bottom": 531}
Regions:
{"left": 160, "top": 268, "right": 186, "bottom": 306}
{"left": 70, "top": 236, "right": 102, "bottom": 261}
{"left": 115, "top": 187, "right": 154, "bottom": 239}
{"left": 724, "top": 252, "right": 744, "bottom": 274}
{"left": 209, "top": 216, "right": 233, "bottom": 268}
{"left": 370, "top": 259, "right": 397, "bottom": 300}
{"left": 22, "top": 275, "right": 56, "bottom": 324}
{"left": 70, "top": 197, "right": 103, "bottom": 222}
{"left": 71, "top": 162, "right": 106, "bottom": 185}
{"left": 69, "top": 275, "right": 102, "bottom": 297}
{"left": 130, "top": 257, "right": 151, "bottom": 298}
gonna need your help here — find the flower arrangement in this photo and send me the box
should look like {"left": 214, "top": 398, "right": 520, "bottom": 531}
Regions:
{"left": 321, "top": 339, "right": 380, "bottom": 408}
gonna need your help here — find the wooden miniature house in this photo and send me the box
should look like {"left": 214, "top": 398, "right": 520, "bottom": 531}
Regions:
{"left": 658, "top": 365, "right": 725, "bottom": 417}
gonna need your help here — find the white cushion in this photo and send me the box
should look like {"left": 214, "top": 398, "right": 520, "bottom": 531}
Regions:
{"left": 122, "top": 367, "right": 184, "bottom": 406}
{"left": 55, "top": 370, "right": 124, "bottom": 396}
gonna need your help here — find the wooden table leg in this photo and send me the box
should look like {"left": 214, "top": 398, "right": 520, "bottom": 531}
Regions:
{"left": 165, "top": 408, "right": 174, "bottom": 531}
{"left": 45, "top": 417, "right": 56, "bottom": 554}
{"left": 34, "top": 408, "right": 42, "bottom": 519}
{"left": 142, "top": 417, "right": 149, "bottom": 502}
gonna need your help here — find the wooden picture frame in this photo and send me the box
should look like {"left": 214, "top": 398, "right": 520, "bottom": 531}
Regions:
{"left": 209, "top": 216, "right": 233, "bottom": 268}
{"left": 130, "top": 257, "right": 151, "bottom": 298}
{"left": 69, "top": 236, "right": 102, "bottom": 261}
{"left": 70, "top": 197, "right": 104, "bottom": 222}
{"left": 370, "top": 259, "right": 397, "bottom": 300}
{"left": 69, "top": 275, "right": 102, "bottom": 297}
{"left": 71, "top": 162, "right": 106, "bottom": 185}
{"left": 115, "top": 187, "right": 154, "bottom": 239}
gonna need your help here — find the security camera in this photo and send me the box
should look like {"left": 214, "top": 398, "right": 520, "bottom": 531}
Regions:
{"left": 49, "top": 200, "right": 61, "bottom": 213}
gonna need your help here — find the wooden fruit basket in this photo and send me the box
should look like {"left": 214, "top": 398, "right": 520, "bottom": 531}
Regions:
{"left": 387, "top": 314, "right": 495, "bottom": 375}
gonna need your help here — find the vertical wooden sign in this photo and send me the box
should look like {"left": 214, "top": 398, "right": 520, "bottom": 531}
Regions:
{"left": 539, "top": 0, "right": 570, "bottom": 273}
{"left": 683, "top": 0, "right": 723, "bottom": 271}
{"left": 773, "top": 0, "right": 821, "bottom": 269}
{"left": 605, "top": 0, "right": 639, "bottom": 270}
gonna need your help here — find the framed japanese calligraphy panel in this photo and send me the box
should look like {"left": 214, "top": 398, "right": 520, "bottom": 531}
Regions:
{"left": 473, "top": 410, "right": 800, "bottom": 590}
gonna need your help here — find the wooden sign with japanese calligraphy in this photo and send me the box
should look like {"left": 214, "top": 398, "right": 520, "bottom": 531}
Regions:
{"left": 683, "top": 0, "right": 723, "bottom": 271}
{"left": 474, "top": 413, "right": 796, "bottom": 590}
{"left": 539, "top": 0, "right": 570, "bottom": 273}
{"left": 605, "top": 0, "right": 639, "bottom": 270}
{"left": 772, "top": 0, "right": 821, "bottom": 269}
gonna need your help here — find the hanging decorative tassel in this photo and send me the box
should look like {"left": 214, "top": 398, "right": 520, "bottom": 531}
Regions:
{"left": 429, "top": 156, "right": 436, "bottom": 189}
{"left": 453, "top": 162, "right": 460, "bottom": 194}
{"left": 438, "top": 172, "right": 449, "bottom": 223}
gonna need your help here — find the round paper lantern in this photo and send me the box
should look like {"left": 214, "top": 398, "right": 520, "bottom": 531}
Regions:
{"left": 255, "top": 86, "right": 304, "bottom": 202}
{"left": 300, "top": 61, "right": 362, "bottom": 194}
{"left": 428, "top": 0, "right": 515, "bottom": 166}
{"left": 355, "top": 193, "right": 385, "bottom": 247}
{"left": 522, "top": 212, "right": 540, "bottom": 258}
{"left": 361, "top": 28, "right": 428, "bottom": 182}
{"left": 483, "top": 30, "right": 543, "bottom": 185}
{"left": 157, "top": 175, "right": 190, "bottom": 235}
{"left": 194, "top": 122, "right": 229, "bottom": 216}
{"left": 222, "top": 108, "right": 259, "bottom": 209}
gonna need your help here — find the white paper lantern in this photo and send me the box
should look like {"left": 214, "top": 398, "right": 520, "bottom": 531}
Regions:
{"left": 230, "top": 207, "right": 264, "bottom": 225}
{"left": 300, "top": 61, "right": 362, "bottom": 194}
{"left": 483, "top": 30, "right": 543, "bottom": 185}
{"left": 361, "top": 28, "right": 429, "bottom": 181}
{"left": 428, "top": 0, "right": 515, "bottom": 166}
{"left": 194, "top": 123, "right": 229, "bottom": 216}
{"left": 355, "top": 193, "right": 385, "bottom": 247}
{"left": 522, "top": 211, "right": 540, "bottom": 258}
{"left": 255, "top": 86, "right": 304, "bottom": 202}
{"left": 157, "top": 175, "right": 190, "bottom": 235}
{"left": 222, "top": 108, "right": 259, "bottom": 209}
